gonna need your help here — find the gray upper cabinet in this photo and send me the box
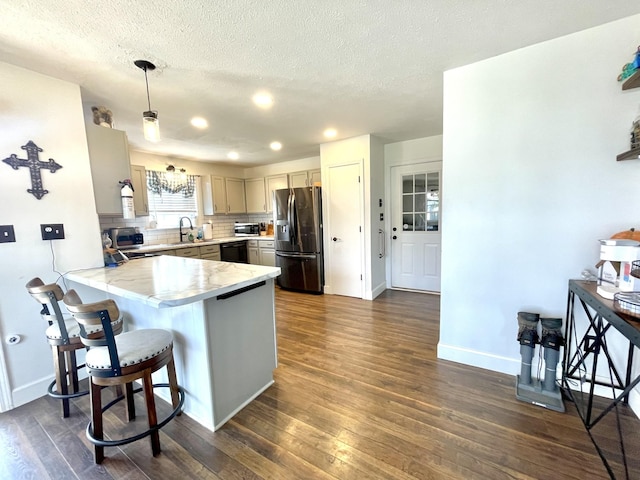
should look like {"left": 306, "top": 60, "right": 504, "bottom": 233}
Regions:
{"left": 225, "top": 177, "right": 246, "bottom": 213}
{"left": 202, "top": 175, "right": 227, "bottom": 215}
{"left": 265, "top": 174, "right": 288, "bottom": 213}
{"left": 289, "top": 169, "right": 321, "bottom": 188}
{"left": 130, "top": 165, "right": 148, "bottom": 216}
{"left": 86, "top": 125, "right": 131, "bottom": 215}
{"left": 245, "top": 178, "right": 267, "bottom": 213}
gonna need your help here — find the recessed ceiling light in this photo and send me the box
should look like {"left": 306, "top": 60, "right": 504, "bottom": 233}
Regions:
{"left": 270, "top": 141, "right": 282, "bottom": 151}
{"left": 227, "top": 151, "right": 239, "bottom": 160}
{"left": 190, "top": 117, "right": 208, "bottom": 129}
{"left": 253, "top": 92, "right": 274, "bottom": 109}
{"left": 324, "top": 128, "right": 337, "bottom": 138}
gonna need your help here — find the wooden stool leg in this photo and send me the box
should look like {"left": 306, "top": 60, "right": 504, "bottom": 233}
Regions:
{"left": 52, "top": 346, "right": 69, "bottom": 418}
{"left": 67, "top": 350, "right": 79, "bottom": 394}
{"left": 90, "top": 380, "right": 104, "bottom": 464}
{"left": 124, "top": 382, "right": 136, "bottom": 421}
{"left": 142, "top": 370, "right": 160, "bottom": 456}
{"left": 166, "top": 357, "right": 180, "bottom": 414}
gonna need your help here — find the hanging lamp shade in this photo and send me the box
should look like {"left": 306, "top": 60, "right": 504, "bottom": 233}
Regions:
{"left": 134, "top": 60, "right": 160, "bottom": 142}
{"left": 143, "top": 110, "right": 160, "bottom": 142}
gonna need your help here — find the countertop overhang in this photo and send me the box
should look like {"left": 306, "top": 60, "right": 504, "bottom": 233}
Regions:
{"left": 65, "top": 256, "right": 281, "bottom": 308}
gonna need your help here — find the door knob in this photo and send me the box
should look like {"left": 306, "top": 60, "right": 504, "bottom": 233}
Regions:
{"left": 392, "top": 227, "right": 397, "bottom": 231}
{"left": 392, "top": 235, "right": 397, "bottom": 240}
{"left": 332, "top": 237, "right": 338, "bottom": 242}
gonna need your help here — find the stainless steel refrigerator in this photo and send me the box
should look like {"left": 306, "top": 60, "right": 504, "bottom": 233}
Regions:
{"left": 273, "top": 186, "right": 324, "bottom": 294}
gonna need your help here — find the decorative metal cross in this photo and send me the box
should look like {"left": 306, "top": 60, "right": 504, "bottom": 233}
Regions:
{"left": 2, "top": 141, "right": 62, "bottom": 199}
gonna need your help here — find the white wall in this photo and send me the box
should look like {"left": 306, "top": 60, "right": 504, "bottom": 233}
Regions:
{"left": 384, "top": 136, "right": 443, "bottom": 165}
{"left": 244, "top": 156, "right": 320, "bottom": 178}
{"left": 0, "top": 62, "right": 103, "bottom": 410}
{"left": 320, "top": 134, "right": 386, "bottom": 299}
{"left": 368, "top": 136, "right": 386, "bottom": 298}
{"left": 440, "top": 15, "right": 640, "bottom": 410}
{"left": 129, "top": 150, "right": 245, "bottom": 178}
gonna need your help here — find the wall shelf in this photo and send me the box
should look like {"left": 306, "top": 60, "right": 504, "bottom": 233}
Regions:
{"left": 617, "top": 146, "right": 640, "bottom": 161}
{"left": 622, "top": 70, "right": 640, "bottom": 90}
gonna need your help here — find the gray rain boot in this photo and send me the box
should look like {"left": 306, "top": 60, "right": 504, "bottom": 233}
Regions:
{"left": 517, "top": 312, "right": 539, "bottom": 385}
{"left": 540, "top": 317, "right": 564, "bottom": 392}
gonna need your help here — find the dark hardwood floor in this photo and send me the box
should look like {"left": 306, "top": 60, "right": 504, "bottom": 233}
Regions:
{"left": 1, "top": 288, "right": 638, "bottom": 479}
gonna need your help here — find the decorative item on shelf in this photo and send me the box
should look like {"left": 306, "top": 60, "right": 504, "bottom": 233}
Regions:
{"left": 617, "top": 46, "right": 640, "bottom": 82}
{"left": 632, "top": 114, "right": 640, "bottom": 150}
{"left": 2, "top": 140, "right": 62, "bottom": 199}
{"left": 613, "top": 291, "right": 640, "bottom": 319}
{"left": 91, "top": 106, "right": 113, "bottom": 128}
{"left": 134, "top": 59, "right": 160, "bottom": 142}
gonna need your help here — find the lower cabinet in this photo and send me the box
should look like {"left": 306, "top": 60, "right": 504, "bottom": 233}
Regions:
{"left": 259, "top": 240, "right": 275, "bottom": 267}
{"left": 176, "top": 247, "right": 200, "bottom": 258}
{"left": 200, "top": 244, "right": 221, "bottom": 261}
{"left": 247, "top": 239, "right": 275, "bottom": 266}
{"left": 140, "top": 243, "right": 225, "bottom": 261}
{"left": 154, "top": 249, "right": 177, "bottom": 256}
{"left": 247, "top": 239, "right": 259, "bottom": 264}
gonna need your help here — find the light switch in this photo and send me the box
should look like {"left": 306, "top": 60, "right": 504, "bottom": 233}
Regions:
{"left": 0, "top": 225, "right": 16, "bottom": 243}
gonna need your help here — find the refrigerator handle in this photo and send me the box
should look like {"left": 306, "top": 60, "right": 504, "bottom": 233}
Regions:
{"left": 291, "top": 192, "right": 297, "bottom": 244}
{"left": 287, "top": 192, "right": 293, "bottom": 242}
{"left": 276, "top": 252, "right": 317, "bottom": 260}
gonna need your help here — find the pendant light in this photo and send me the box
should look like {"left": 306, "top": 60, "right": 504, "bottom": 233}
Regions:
{"left": 134, "top": 59, "right": 160, "bottom": 142}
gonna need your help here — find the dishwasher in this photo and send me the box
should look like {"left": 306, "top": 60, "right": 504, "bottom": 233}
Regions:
{"left": 220, "top": 241, "right": 248, "bottom": 263}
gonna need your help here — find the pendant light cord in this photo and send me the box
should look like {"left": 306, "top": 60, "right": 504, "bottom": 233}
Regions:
{"left": 144, "top": 67, "right": 152, "bottom": 111}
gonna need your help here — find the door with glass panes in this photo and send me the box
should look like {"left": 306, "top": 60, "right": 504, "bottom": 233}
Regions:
{"left": 390, "top": 162, "right": 441, "bottom": 291}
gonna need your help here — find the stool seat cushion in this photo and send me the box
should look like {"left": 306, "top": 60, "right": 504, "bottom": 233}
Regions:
{"left": 85, "top": 329, "right": 173, "bottom": 370}
{"left": 45, "top": 315, "right": 123, "bottom": 340}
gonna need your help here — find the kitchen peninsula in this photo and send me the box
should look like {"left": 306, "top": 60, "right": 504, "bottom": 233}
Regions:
{"left": 65, "top": 256, "right": 280, "bottom": 431}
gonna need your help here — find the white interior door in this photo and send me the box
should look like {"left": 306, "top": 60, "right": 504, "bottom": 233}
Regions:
{"left": 391, "top": 163, "right": 442, "bottom": 292}
{"left": 326, "top": 163, "right": 363, "bottom": 297}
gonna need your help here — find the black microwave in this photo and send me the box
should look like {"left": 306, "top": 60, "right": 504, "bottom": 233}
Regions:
{"left": 234, "top": 222, "right": 260, "bottom": 236}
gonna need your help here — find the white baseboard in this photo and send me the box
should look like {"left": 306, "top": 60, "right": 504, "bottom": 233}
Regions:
{"left": 365, "top": 282, "right": 387, "bottom": 300}
{"left": 438, "top": 342, "right": 640, "bottom": 418}
{"left": 11, "top": 375, "right": 53, "bottom": 409}
{"left": 9, "top": 369, "right": 90, "bottom": 411}
{"left": 437, "top": 342, "right": 520, "bottom": 375}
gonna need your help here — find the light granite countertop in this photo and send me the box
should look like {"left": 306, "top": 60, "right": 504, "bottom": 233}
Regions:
{"left": 119, "top": 236, "right": 275, "bottom": 255}
{"left": 65, "top": 255, "right": 280, "bottom": 308}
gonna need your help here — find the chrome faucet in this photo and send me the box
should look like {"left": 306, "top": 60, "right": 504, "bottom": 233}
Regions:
{"left": 179, "top": 217, "right": 193, "bottom": 242}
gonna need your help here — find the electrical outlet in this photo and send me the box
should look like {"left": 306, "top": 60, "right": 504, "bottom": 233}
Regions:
{"left": 41, "top": 223, "right": 65, "bottom": 240}
{"left": 0, "top": 225, "right": 16, "bottom": 243}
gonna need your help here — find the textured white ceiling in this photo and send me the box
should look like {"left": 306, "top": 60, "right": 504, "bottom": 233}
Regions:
{"left": 1, "top": 1, "right": 639, "bottom": 166}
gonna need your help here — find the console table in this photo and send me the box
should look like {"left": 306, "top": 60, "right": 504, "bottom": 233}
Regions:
{"left": 562, "top": 280, "right": 640, "bottom": 479}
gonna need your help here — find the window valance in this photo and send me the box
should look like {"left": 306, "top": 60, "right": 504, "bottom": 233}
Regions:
{"left": 146, "top": 170, "right": 197, "bottom": 197}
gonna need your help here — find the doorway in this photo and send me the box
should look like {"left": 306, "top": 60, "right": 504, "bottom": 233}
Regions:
{"left": 325, "top": 162, "right": 364, "bottom": 298}
{"left": 390, "top": 162, "right": 442, "bottom": 292}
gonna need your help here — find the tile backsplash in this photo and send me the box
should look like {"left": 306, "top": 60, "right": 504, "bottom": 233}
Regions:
{"left": 99, "top": 213, "right": 273, "bottom": 246}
